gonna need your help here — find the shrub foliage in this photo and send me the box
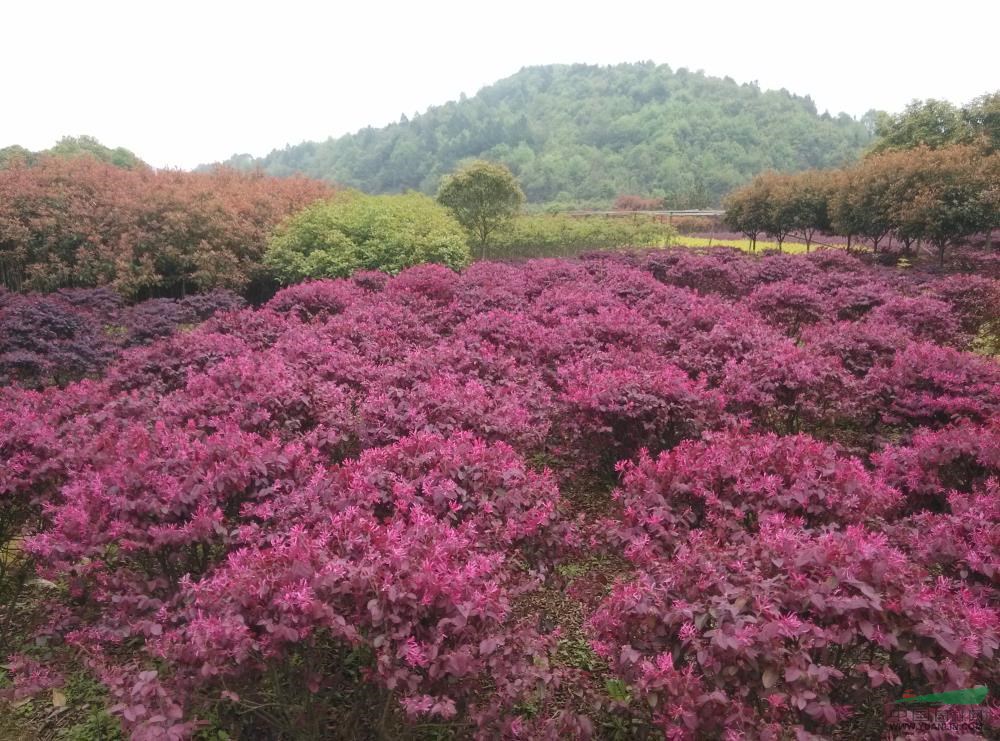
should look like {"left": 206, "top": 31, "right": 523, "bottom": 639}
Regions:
{"left": 2, "top": 247, "right": 998, "bottom": 738}
{"left": 265, "top": 192, "right": 471, "bottom": 283}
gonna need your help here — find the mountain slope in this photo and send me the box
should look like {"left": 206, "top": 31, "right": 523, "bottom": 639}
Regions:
{"left": 217, "top": 63, "right": 875, "bottom": 206}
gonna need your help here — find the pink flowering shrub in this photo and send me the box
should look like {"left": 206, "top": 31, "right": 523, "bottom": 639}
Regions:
{"left": 611, "top": 433, "right": 902, "bottom": 557}
{"left": 557, "top": 351, "right": 725, "bottom": 466}
{"left": 721, "top": 341, "right": 856, "bottom": 436}
{"left": 867, "top": 296, "right": 965, "bottom": 347}
{"left": 26, "top": 422, "right": 319, "bottom": 657}
{"left": 871, "top": 419, "right": 1000, "bottom": 511}
{"left": 3, "top": 251, "right": 1000, "bottom": 738}
{"left": 892, "top": 480, "right": 1000, "bottom": 585}
{"left": 155, "top": 511, "right": 528, "bottom": 733}
{"left": 745, "top": 280, "right": 830, "bottom": 337}
{"left": 749, "top": 253, "right": 821, "bottom": 285}
{"left": 925, "top": 274, "right": 1000, "bottom": 336}
{"left": 801, "top": 319, "right": 910, "bottom": 378}
{"left": 326, "top": 432, "right": 566, "bottom": 550}
{"left": 1, "top": 654, "right": 64, "bottom": 702}
{"left": 645, "top": 249, "right": 749, "bottom": 297}
{"left": 359, "top": 370, "right": 549, "bottom": 451}
{"left": 0, "top": 293, "right": 117, "bottom": 386}
{"left": 159, "top": 349, "right": 360, "bottom": 454}
{"left": 0, "top": 289, "right": 245, "bottom": 387}
{"left": 587, "top": 519, "right": 1000, "bottom": 738}
{"left": 265, "top": 279, "right": 362, "bottom": 319}
{"left": 866, "top": 343, "right": 1000, "bottom": 431}
{"left": 670, "top": 309, "right": 787, "bottom": 386}
{"left": 826, "top": 281, "right": 892, "bottom": 320}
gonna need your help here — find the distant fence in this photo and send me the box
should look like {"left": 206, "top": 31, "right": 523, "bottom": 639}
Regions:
{"left": 564, "top": 209, "right": 725, "bottom": 218}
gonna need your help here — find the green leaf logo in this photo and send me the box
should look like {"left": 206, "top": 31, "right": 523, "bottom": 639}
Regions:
{"left": 895, "top": 686, "right": 988, "bottom": 705}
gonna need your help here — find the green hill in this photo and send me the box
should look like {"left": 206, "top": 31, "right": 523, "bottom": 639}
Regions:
{"left": 215, "top": 63, "right": 876, "bottom": 207}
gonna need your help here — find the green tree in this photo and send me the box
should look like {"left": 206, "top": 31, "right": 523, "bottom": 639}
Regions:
{"left": 0, "top": 136, "right": 146, "bottom": 171}
{"left": 963, "top": 92, "right": 1000, "bottom": 153}
{"left": 48, "top": 135, "right": 146, "bottom": 169}
{"left": 265, "top": 191, "right": 470, "bottom": 283}
{"left": 756, "top": 172, "right": 799, "bottom": 251}
{"left": 437, "top": 160, "right": 524, "bottom": 258}
{"left": 0, "top": 145, "right": 35, "bottom": 168}
{"left": 872, "top": 99, "right": 968, "bottom": 153}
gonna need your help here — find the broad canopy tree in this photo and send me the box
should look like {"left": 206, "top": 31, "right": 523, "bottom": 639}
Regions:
{"left": 437, "top": 160, "right": 525, "bottom": 258}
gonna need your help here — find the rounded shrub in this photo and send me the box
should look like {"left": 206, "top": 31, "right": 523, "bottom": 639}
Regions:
{"left": 265, "top": 191, "right": 471, "bottom": 282}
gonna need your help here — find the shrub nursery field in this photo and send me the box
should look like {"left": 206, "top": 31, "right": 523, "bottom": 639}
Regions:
{"left": 2, "top": 247, "right": 998, "bottom": 739}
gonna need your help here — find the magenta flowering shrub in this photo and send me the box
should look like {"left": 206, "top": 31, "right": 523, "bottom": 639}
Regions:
{"left": 4, "top": 249, "right": 1000, "bottom": 738}
{"left": 749, "top": 253, "right": 821, "bottom": 285}
{"left": 557, "top": 351, "right": 725, "bottom": 465}
{"left": 801, "top": 319, "right": 910, "bottom": 378}
{"left": 27, "top": 422, "right": 318, "bottom": 592}
{"left": 53, "top": 286, "right": 125, "bottom": 323}
{"left": 745, "top": 280, "right": 830, "bottom": 337}
{"left": 893, "top": 480, "right": 1000, "bottom": 585}
{"left": 152, "top": 512, "right": 516, "bottom": 727}
{"left": 867, "top": 296, "right": 965, "bottom": 347}
{"left": 328, "top": 432, "right": 566, "bottom": 549}
{"left": 804, "top": 248, "right": 865, "bottom": 272}
{"left": 826, "top": 282, "right": 892, "bottom": 320}
{"left": 925, "top": 274, "right": 1000, "bottom": 336}
{"left": 105, "top": 328, "right": 254, "bottom": 395}
{"left": 154, "top": 509, "right": 576, "bottom": 740}
{"left": 645, "top": 249, "right": 749, "bottom": 297}
{"left": 159, "top": 349, "right": 359, "bottom": 454}
{"left": 866, "top": 342, "right": 1000, "bottom": 430}
{"left": 122, "top": 299, "right": 202, "bottom": 345}
{"left": 670, "top": 309, "right": 787, "bottom": 386}
{"left": 587, "top": 520, "right": 1000, "bottom": 738}
{"left": 0, "top": 288, "right": 247, "bottom": 387}
{"left": 359, "top": 370, "right": 549, "bottom": 451}
{"left": 383, "top": 262, "right": 460, "bottom": 305}
{"left": 265, "top": 279, "right": 362, "bottom": 319}
{"left": 1, "top": 654, "right": 65, "bottom": 702}
{"left": 871, "top": 418, "right": 1000, "bottom": 511}
{"left": 721, "top": 340, "right": 856, "bottom": 436}
{"left": 610, "top": 433, "right": 902, "bottom": 558}
{"left": 0, "top": 293, "right": 117, "bottom": 385}
{"left": 0, "top": 387, "right": 67, "bottom": 506}
{"left": 175, "top": 289, "right": 247, "bottom": 321}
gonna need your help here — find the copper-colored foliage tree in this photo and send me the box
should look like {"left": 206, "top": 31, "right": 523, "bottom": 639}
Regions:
{"left": 782, "top": 170, "right": 834, "bottom": 250}
{"left": 722, "top": 177, "right": 771, "bottom": 250}
{"left": 724, "top": 172, "right": 815, "bottom": 251}
{"left": 890, "top": 145, "right": 999, "bottom": 264}
{"left": 0, "top": 156, "right": 332, "bottom": 298}
{"left": 829, "top": 154, "right": 902, "bottom": 253}
{"left": 726, "top": 144, "right": 999, "bottom": 264}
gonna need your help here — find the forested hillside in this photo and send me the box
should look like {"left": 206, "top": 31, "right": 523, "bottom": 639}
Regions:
{"left": 215, "top": 63, "right": 876, "bottom": 206}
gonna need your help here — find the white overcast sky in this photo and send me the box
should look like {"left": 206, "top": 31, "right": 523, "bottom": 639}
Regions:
{"left": 3, "top": 0, "right": 997, "bottom": 170}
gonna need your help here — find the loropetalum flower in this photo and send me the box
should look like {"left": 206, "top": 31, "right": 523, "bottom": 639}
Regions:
{"left": 3, "top": 249, "right": 999, "bottom": 738}
{"left": 588, "top": 518, "right": 1000, "bottom": 738}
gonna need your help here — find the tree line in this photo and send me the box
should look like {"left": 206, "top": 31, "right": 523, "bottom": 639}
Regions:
{"left": 724, "top": 144, "right": 999, "bottom": 264}
{"left": 0, "top": 154, "right": 331, "bottom": 299}
{"left": 722, "top": 93, "right": 1000, "bottom": 264}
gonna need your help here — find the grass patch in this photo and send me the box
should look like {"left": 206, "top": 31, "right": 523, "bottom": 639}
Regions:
{"left": 674, "top": 235, "right": 826, "bottom": 254}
